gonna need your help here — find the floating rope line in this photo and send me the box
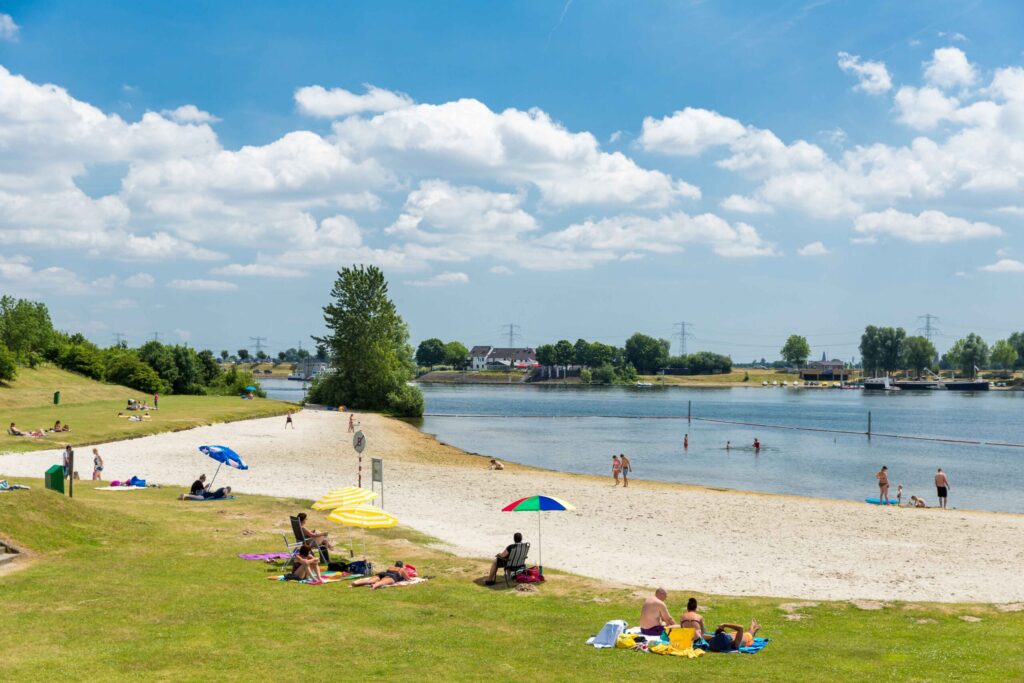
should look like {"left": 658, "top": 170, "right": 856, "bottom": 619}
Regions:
{"left": 421, "top": 413, "right": 1024, "bottom": 448}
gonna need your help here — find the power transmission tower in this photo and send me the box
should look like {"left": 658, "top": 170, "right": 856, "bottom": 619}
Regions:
{"left": 112, "top": 332, "right": 126, "bottom": 347}
{"left": 674, "top": 321, "right": 694, "bottom": 356}
{"left": 151, "top": 332, "right": 161, "bottom": 342}
{"left": 501, "top": 323, "right": 522, "bottom": 348}
{"left": 917, "top": 314, "right": 941, "bottom": 341}
{"left": 250, "top": 336, "right": 267, "bottom": 356}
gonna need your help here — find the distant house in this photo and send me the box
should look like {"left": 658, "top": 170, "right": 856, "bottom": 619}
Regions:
{"left": 800, "top": 359, "right": 850, "bottom": 381}
{"left": 469, "top": 346, "right": 538, "bottom": 371}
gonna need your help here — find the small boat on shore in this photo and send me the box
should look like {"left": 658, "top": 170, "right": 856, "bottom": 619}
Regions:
{"left": 634, "top": 381, "right": 654, "bottom": 387}
{"left": 863, "top": 377, "right": 899, "bottom": 391}
{"left": 945, "top": 379, "right": 990, "bottom": 391}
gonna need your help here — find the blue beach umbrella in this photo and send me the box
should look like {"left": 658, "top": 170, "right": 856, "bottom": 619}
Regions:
{"left": 198, "top": 445, "right": 248, "bottom": 488}
{"left": 244, "top": 385, "right": 257, "bottom": 391}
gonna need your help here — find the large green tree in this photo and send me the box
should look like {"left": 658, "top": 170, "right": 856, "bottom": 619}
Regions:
{"left": 552, "top": 340, "right": 575, "bottom": 368}
{"left": 311, "top": 265, "right": 421, "bottom": 415}
{"left": 624, "top": 333, "right": 670, "bottom": 374}
{"left": 0, "top": 296, "right": 55, "bottom": 360}
{"left": 946, "top": 333, "right": 989, "bottom": 377}
{"left": 139, "top": 341, "right": 180, "bottom": 390}
{"left": 780, "top": 335, "right": 811, "bottom": 367}
{"left": 443, "top": 341, "right": 468, "bottom": 369}
{"left": 415, "top": 338, "right": 446, "bottom": 367}
{"left": 535, "top": 344, "right": 555, "bottom": 366}
{"left": 0, "top": 342, "right": 17, "bottom": 382}
{"left": 992, "top": 339, "right": 1019, "bottom": 370}
{"left": 1007, "top": 332, "right": 1024, "bottom": 369}
{"left": 902, "top": 336, "right": 937, "bottom": 377}
{"left": 860, "top": 325, "right": 906, "bottom": 375}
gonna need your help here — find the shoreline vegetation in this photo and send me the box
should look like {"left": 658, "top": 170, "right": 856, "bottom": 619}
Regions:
{"left": 416, "top": 369, "right": 801, "bottom": 387}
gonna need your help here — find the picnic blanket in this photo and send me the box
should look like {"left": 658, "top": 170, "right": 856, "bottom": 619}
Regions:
{"left": 0, "top": 481, "right": 30, "bottom": 491}
{"left": 267, "top": 570, "right": 363, "bottom": 585}
{"left": 375, "top": 576, "right": 428, "bottom": 589}
{"left": 239, "top": 552, "right": 292, "bottom": 560}
{"left": 735, "top": 638, "right": 770, "bottom": 654}
{"left": 597, "top": 625, "right": 768, "bottom": 656}
{"left": 96, "top": 486, "right": 147, "bottom": 491}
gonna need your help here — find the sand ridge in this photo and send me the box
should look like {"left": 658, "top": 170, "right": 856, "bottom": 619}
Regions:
{"left": 3, "top": 408, "right": 1023, "bottom": 602}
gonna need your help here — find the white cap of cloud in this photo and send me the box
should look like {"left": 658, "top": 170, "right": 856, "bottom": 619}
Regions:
{"left": 0, "top": 13, "right": 19, "bottom": 41}
{"left": 406, "top": 271, "right": 470, "bottom": 287}
{"left": 160, "top": 104, "right": 221, "bottom": 124}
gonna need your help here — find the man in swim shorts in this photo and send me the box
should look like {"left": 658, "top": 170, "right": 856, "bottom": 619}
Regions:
{"left": 639, "top": 588, "right": 676, "bottom": 636}
{"left": 934, "top": 468, "right": 950, "bottom": 509}
{"left": 705, "top": 618, "right": 761, "bottom": 652}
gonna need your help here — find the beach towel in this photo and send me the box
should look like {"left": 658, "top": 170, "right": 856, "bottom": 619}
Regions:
{"left": 376, "top": 576, "right": 428, "bottom": 589}
{"left": 96, "top": 486, "right": 147, "bottom": 491}
{"left": 181, "top": 495, "right": 236, "bottom": 501}
{"left": 239, "top": 553, "right": 293, "bottom": 560}
{"left": 649, "top": 642, "right": 704, "bottom": 659}
{"left": 586, "top": 620, "right": 627, "bottom": 648}
{"left": 267, "top": 570, "right": 362, "bottom": 585}
{"left": 736, "top": 638, "right": 769, "bottom": 654}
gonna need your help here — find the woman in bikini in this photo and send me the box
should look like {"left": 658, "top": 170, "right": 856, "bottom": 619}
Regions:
{"left": 286, "top": 544, "right": 322, "bottom": 582}
{"left": 351, "top": 561, "right": 408, "bottom": 589}
{"left": 612, "top": 455, "right": 621, "bottom": 486}
{"left": 92, "top": 448, "right": 104, "bottom": 481}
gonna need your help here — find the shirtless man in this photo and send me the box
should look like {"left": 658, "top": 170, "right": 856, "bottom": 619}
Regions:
{"left": 876, "top": 465, "right": 890, "bottom": 503}
{"left": 935, "top": 468, "right": 950, "bottom": 509}
{"left": 678, "top": 597, "right": 705, "bottom": 641}
{"left": 619, "top": 453, "right": 631, "bottom": 487}
{"left": 639, "top": 588, "right": 676, "bottom": 637}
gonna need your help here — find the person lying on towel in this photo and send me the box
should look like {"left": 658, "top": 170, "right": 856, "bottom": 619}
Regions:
{"left": 351, "top": 561, "right": 410, "bottom": 590}
{"left": 704, "top": 619, "right": 761, "bottom": 652}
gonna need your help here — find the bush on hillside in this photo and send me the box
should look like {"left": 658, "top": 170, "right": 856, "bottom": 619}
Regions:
{"left": 105, "top": 354, "right": 166, "bottom": 394}
{"left": 58, "top": 343, "right": 105, "bottom": 380}
{"left": 0, "top": 343, "right": 17, "bottom": 382}
{"left": 384, "top": 383, "right": 424, "bottom": 418}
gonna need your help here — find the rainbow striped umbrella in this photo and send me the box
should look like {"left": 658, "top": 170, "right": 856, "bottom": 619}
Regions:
{"left": 502, "top": 495, "right": 575, "bottom": 574}
{"left": 312, "top": 487, "right": 378, "bottom": 510}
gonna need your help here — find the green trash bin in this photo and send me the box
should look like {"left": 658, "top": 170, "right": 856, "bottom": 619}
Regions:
{"left": 53, "top": 391, "right": 60, "bottom": 405}
{"left": 44, "top": 465, "right": 64, "bottom": 494}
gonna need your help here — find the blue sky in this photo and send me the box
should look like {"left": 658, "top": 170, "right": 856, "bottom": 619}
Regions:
{"left": 1, "top": 1, "right": 1022, "bottom": 360}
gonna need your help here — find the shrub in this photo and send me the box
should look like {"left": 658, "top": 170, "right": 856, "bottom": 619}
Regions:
{"left": 579, "top": 368, "right": 592, "bottom": 384}
{"left": 0, "top": 343, "right": 17, "bottom": 382}
{"left": 105, "top": 354, "right": 165, "bottom": 393}
{"left": 385, "top": 383, "right": 424, "bottom": 417}
{"left": 591, "top": 364, "right": 616, "bottom": 385}
{"left": 58, "top": 343, "right": 105, "bottom": 379}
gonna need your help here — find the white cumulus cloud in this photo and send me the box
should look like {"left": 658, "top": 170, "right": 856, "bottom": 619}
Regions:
{"left": 854, "top": 209, "right": 1002, "bottom": 243}
{"left": 797, "top": 241, "right": 831, "bottom": 256}
{"left": 980, "top": 258, "right": 1024, "bottom": 273}
{"left": 295, "top": 84, "right": 413, "bottom": 118}
{"left": 924, "top": 47, "right": 977, "bottom": 89}
{"left": 837, "top": 52, "right": 893, "bottom": 94}
{"left": 160, "top": 104, "right": 221, "bottom": 124}
{"left": 211, "top": 263, "right": 306, "bottom": 278}
{"left": 406, "top": 271, "right": 470, "bottom": 287}
{"left": 167, "top": 278, "right": 238, "bottom": 291}
{"left": 0, "top": 13, "right": 18, "bottom": 41}
{"left": 123, "top": 272, "right": 155, "bottom": 288}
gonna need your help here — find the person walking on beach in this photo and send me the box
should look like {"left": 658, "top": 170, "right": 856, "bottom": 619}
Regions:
{"left": 62, "top": 444, "right": 73, "bottom": 479}
{"left": 620, "top": 453, "right": 632, "bottom": 487}
{"left": 612, "top": 455, "right": 621, "bottom": 486}
{"left": 285, "top": 409, "right": 294, "bottom": 429}
{"left": 876, "top": 465, "right": 890, "bottom": 503}
{"left": 935, "top": 468, "right": 950, "bottom": 509}
{"left": 91, "top": 448, "right": 103, "bottom": 481}
{"left": 348, "top": 414, "right": 355, "bottom": 433}
{"left": 153, "top": 392, "right": 158, "bottom": 410}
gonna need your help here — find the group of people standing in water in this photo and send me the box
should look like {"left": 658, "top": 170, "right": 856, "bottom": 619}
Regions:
{"left": 612, "top": 435, "right": 766, "bottom": 485}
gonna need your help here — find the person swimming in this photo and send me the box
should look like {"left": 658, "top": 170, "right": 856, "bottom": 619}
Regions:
{"left": 753, "top": 438, "right": 761, "bottom": 451}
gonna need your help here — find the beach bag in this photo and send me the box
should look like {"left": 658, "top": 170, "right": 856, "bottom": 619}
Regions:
{"left": 403, "top": 564, "right": 417, "bottom": 578}
{"left": 346, "top": 560, "right": 372, "bottom": 576}
{"left": 516, "top": 566, "right": 545, "bottom": 583}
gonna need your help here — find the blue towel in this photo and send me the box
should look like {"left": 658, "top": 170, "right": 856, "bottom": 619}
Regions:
{"left": 737, "top": 637, "right": 769, "bottom": 654}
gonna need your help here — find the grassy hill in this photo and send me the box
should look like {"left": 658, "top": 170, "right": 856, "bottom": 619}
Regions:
{"left": 1, "top": 366, "right": 290, "bottom": 453}
{"left": 0, "top": 481, "right": 1020, "bottom": 681}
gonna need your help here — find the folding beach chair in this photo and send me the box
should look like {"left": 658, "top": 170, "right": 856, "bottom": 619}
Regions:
{"left": 502, "top": 542, "right": 530, "bottom": 587}
{"left": 288, "top": 516, "right": 331, "bottom": 564}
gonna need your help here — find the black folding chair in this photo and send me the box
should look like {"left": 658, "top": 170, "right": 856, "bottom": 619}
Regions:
{"left": 502, "top": 542, "right": 531, "bottom": 587}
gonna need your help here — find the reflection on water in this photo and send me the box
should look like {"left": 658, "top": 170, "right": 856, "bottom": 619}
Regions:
{"left": 417, "top": 383, "right": 1024, "bottom": 513}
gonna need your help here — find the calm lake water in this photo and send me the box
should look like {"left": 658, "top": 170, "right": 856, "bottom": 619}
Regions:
{"left": 417, "top": 384, "right": 1024, "bottom": 513}
{"left": 261, "top": 378, "right": 309, "bottom": 402}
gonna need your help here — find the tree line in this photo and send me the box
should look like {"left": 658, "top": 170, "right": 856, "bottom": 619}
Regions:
{"left": 0, "top": 294, "right": 262, "bottom": 396}
{"left": 414, "top": 338, "right": 469, "bottom": 369}
{"left": 859, "top": 326, "right": 1022, "bottom": 378}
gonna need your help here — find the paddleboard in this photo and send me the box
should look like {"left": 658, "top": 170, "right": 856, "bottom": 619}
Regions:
{"left": 864, "top": 498, "right": 899, "bottom": 505}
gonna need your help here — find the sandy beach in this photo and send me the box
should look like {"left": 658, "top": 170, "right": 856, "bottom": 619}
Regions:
{"left": 3, "top": 408, "right": 1023, "bottom": 603}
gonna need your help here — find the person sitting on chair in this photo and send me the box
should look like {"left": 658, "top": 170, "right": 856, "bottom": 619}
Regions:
{"left": 297, "top": 512, "right": 333, "bottom": 562}
{"left": 485, "top": 532, "right": 525, "bottom": 586}
{"left": 351, "top": 561, "right": 409, "bottom": 590}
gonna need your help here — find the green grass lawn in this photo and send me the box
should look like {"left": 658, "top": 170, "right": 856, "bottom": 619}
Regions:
{"left": 1, "top": 480, "right": 1021, "bottom": 681}
{"left": 1, "top": 366, "right": 291, "bottom": 453}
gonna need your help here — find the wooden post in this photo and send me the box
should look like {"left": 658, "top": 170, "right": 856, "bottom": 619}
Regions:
{"left": 687, "top": 400, "right": 692, "bottom": 423}
{"left": 867, "top": 411, "right": 872, "bottom": 437}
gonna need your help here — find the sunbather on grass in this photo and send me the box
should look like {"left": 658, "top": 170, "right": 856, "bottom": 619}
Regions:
{"left": 639, "top": 588, "right": 676, "bottom": 636}
{"left": 285, "top": 543, "right": 322, "bottom": 582}
{"left": 351, "top": 561, "right": 409, "bottom": 590}
{"left": 704, "top": 618, "right": 761, "bottom": 652}
{"left": 677, "top": 597, "right": 705, "bottom": 640}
